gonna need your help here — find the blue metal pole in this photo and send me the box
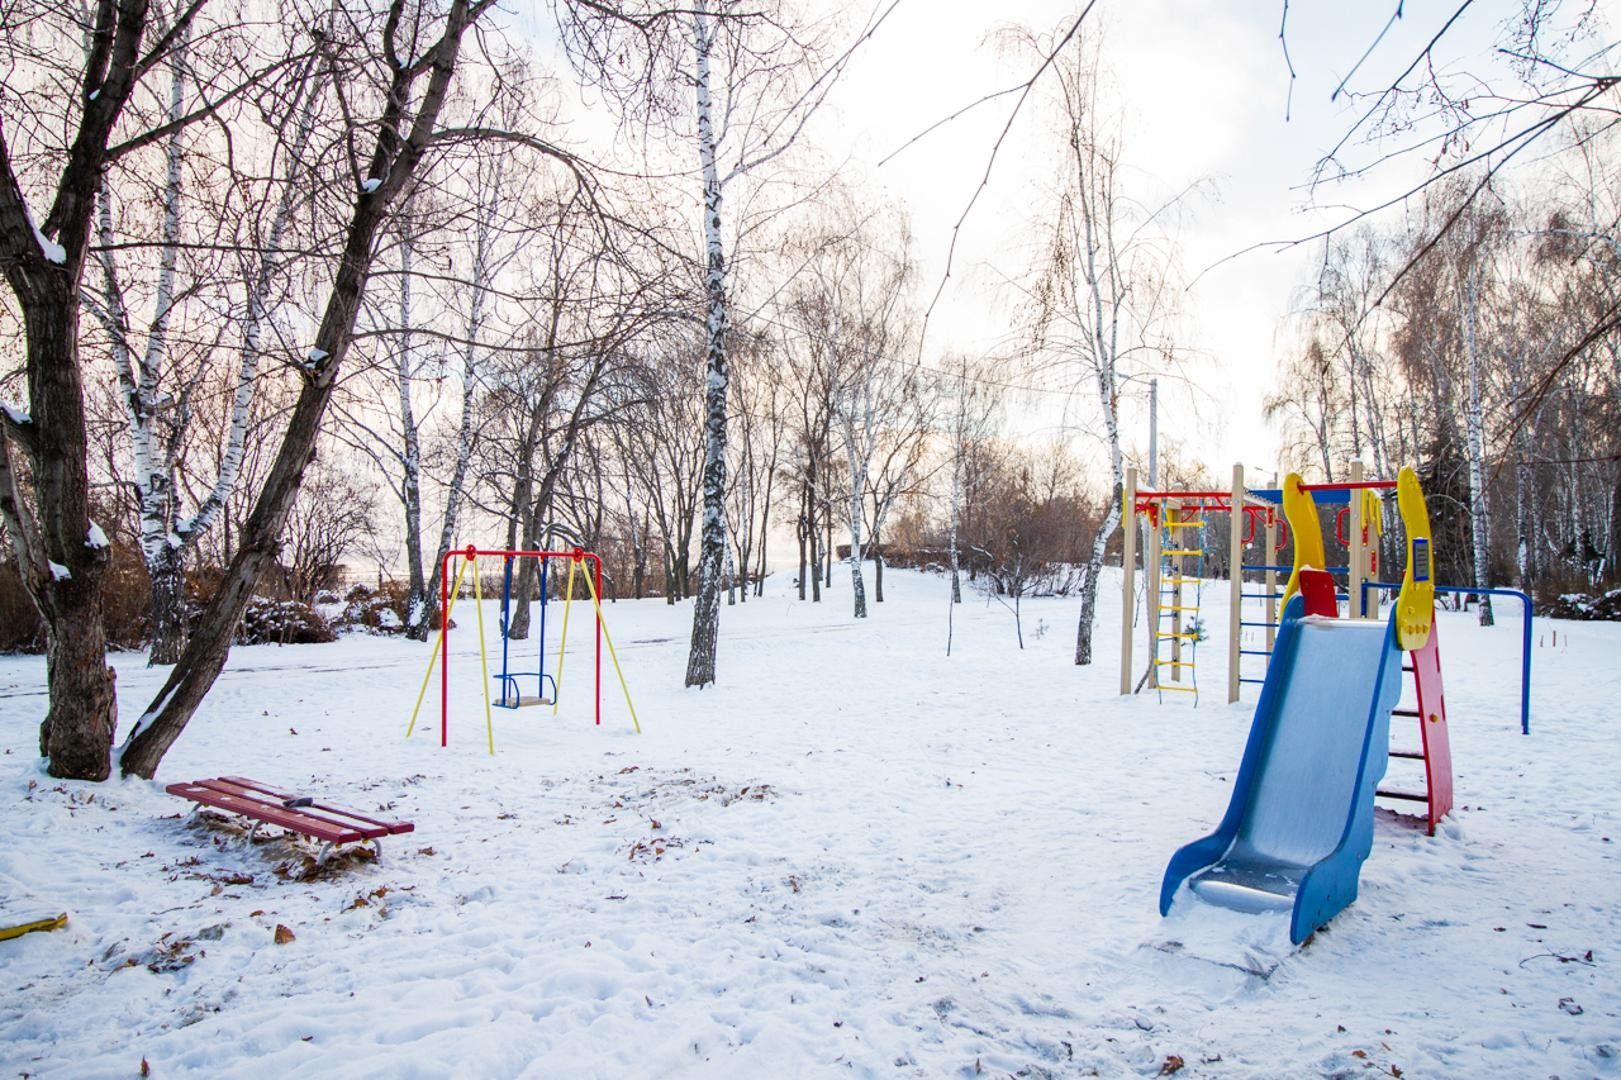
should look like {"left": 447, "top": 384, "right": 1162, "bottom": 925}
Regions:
{"left": 500, "top": 556, "right": 513, "bottom": 674}
{"left": 538, "top": 556, "right": 549, "bottom": 691}
{"left": 1361, "top": 581, "right": 1533, "bottom": 735}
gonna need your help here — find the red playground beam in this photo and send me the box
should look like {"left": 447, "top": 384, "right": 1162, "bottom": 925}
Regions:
{"left": 1298, "top": 480, "right": 1398, "bottom": 492}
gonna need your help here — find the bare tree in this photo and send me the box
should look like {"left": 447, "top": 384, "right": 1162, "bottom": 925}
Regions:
{"left": 1019, "top": 24, "right": 1189, "bottom": 667}
{"left": 86, "top": 14, "right": 332, "bottom": 666}
{"left": 118, "top": 0, "right": 544, "bottom": 778}
{"left": 555, "top": 0, "right": 893, "bottom": 685}
{"left": 0, "top": 0, "right": 292, "bottom": 778}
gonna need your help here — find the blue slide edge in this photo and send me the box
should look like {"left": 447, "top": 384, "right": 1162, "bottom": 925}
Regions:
{"left": 1158, "top": 595, "right": 1404, "bottom": 943}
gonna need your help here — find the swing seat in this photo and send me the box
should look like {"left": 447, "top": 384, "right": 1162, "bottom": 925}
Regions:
{"left": 495, "top": 672, "right": 555, "bottom": 710}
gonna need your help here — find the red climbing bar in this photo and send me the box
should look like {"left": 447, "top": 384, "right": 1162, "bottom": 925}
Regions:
{"left": 1299, "top": 480, "right": 1398, "bottom": 492}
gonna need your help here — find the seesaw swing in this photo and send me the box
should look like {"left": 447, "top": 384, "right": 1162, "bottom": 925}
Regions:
{"left": 405, "top": 545, "right": 641, "bottom": 754}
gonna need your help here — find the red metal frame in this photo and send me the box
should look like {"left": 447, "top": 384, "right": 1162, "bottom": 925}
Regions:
{"left": 440, "top": 546, "right": 602, "bottom": 747}
{"left": 1299, "top": 480, "right": 1397, "bottom": 492}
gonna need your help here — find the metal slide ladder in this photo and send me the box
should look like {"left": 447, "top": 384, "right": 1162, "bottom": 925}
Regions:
{"left": 1154, "top": 505, "right": 1206, "bottom": 703}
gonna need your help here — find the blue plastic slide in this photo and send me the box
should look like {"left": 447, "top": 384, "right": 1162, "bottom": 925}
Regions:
{"left": 1159, "top": 595, "right": 1403, "bottom": 944}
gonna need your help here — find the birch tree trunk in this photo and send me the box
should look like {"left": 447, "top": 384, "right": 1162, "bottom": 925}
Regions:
{"left": 842, "top": 410, "right": 869, "bottom": 618}
{"left": 1460, "top": 257, "right": 1495, "bottom": 626}
{"left": 396, "top": 224, "right": 430, "bottom": 635}
{"left": 416, "top": 163, "right": 500, "bottom": 639}
{"left": 685, "top": 3, "right": 729, "bottom": 687}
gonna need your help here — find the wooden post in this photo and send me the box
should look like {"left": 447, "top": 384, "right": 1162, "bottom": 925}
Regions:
{"left": 1119, "top": 467, "right": 1137, "bottom": 695}
{"left": 1228, "top": 463, "right": 1245, "bottom": 704}
{"left": 1348, "top": 459, "right": 1365, "bottom": 618}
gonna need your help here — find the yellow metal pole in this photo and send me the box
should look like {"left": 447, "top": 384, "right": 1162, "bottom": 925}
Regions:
{"left": 472, "top": 557, "right": 495, "bottom": 754}
{"left": 552, "top": 557, "right": 577, "bottom": 718}
{"left": 406, "top": 556, "right": 473, "bottom": 738}
{"left": 581, "top": 563, "right": 642, "bottom": 734}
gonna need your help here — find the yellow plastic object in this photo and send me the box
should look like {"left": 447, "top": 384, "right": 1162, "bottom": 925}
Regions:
{"left": 1393, "top": 466, "right": 1435, "bottom": 651}
{"left": 0, "top": 912, "right": 67, "bottom": 940}
{"left": 1279, "top": 473, "right": 1326, "bottom": 612}
{"left": 1361, "top": 489, "right": 1383, "bottom": 543}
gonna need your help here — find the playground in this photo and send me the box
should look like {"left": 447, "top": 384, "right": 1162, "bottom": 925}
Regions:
{"left": 1, "top": 556, "right": 1616, "bottom": 1077}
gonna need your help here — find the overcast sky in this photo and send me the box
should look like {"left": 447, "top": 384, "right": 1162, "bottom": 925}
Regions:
{"left": 511, "top": 1, "right": 1570, "bottom": 484}
{"left": 796, "top": 0, "right": 1526, "bottom": 482}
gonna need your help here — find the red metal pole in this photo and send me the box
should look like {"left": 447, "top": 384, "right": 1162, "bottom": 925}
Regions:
{"left": 440, "top": 551, "right": 450, "bottom": 747}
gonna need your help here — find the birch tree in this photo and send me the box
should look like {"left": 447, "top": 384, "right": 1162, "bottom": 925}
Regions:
{"left": 0, "top": 0, "right": 289, "bottom": 779}
{"left": 940, "top": 354, "right": 1000, "bottom": 606}
{"left": 118, "top": 0, "right": 560, "bottom": 778}
{"left": 1021, "top": 24, "right": 1188, "bottom": 667}
{"left": 89, "top": 28, "right": 329, "bottom": 664}
{"left": 555, "top": 0, "right": 885, "bottom": 685}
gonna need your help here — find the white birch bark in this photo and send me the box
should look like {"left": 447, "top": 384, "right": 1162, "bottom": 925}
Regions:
{"left": 423, "top": 165, "right": 502, "bottom": 634}
{"left": 395, "top": 220, "right": 429, "bottom": 635}
{"left": 1461, "top": 255, "right": 1496, "bottom": 626}
{"left": 685, "top": 1, "right": 730, "bottom": 686}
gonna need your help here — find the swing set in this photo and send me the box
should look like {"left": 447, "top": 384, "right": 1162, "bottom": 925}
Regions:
{"left": 405, "top": 546, "right": 642, "bottom": 753}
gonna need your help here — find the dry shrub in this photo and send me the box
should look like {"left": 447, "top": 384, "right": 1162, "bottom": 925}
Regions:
{"left": 333, "top": 580, "right": 412, "bottom": 635}
{"left": 233, "top": 597, "right": 337, "bottom": 645}
{"left": 0, "top": 529, "right": 149, "bottom": 653}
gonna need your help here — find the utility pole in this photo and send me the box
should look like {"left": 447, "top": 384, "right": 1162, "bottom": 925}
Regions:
{"left": 1148, "top": 378, "right": 1158, "bottom": 486}
{"left": 1132, "top": 378, "right": 1160, "bottom": 694}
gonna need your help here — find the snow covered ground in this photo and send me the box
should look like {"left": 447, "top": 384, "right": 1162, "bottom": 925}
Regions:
{"left": 0, "top": 567, "right": 1616, "bottom": 1078}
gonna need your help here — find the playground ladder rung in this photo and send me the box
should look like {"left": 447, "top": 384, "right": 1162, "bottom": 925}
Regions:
{"left": 1389, "top": 749, "right": 1426, "bottom": 760}
{"left": 1164, "top": 521, "right": 1205, "bottom": 528}
{"left": 1154, "top": 659, "right": 1199, "bottom": 666}
{"left": 1240, "top": 592, "right": 1283, "bottom": 600}
{"left": 1237, "top": 648, "right": 1272, "bottom": 657}
{"left": 1162, "top": 549, "right": 1204, "bottom": 557}
{"left": 1376, "top": 787, "right": 1429, "bottom": 802}
{"left": 1157, "top": 684, "right": 1198, "bottom": 693}
{"left": 1156, "top": 632, "right": 1199, "bottom": 640}
{"left": 1392, "top": 707, "right": 1421, "bottom": 718}
{"left": 1238, "top": 677, "right": 1266, "bottom": 685}
{"left": 1160, "top": 605, "right": 1200, "bottom": 613}
{"left": 1163, "top": 576, "right": 1198, "bottom": 585}
{"left": 1238, "top": 620, "right": 1278, "bottom": 628}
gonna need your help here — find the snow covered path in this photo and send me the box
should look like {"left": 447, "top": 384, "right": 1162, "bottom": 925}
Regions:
{"left": 1, "top": 569, "right": 1617, "bottom": 1078}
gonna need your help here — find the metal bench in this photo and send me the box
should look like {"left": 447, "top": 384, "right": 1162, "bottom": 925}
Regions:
{"left": 166, "top": 776, "right": 414, "bottom": 864}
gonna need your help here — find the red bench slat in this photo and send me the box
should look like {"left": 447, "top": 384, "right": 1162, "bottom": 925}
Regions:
{"left": 194, "top": 780, "right": 391, "bottom": 840}
{"left": 215, "top": 776, "right": 414, "bottom": 835}
{"left": 166, "top": 783, "right": 365, "bottom": 843}
{"left": 165, "top": 777, "right": 413, "bottom": 846}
